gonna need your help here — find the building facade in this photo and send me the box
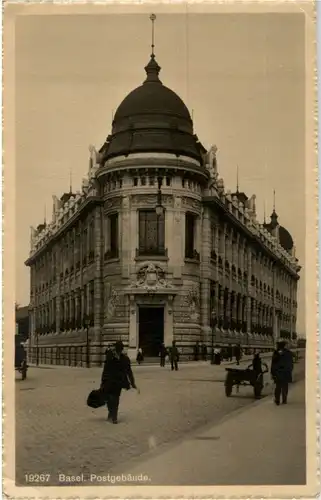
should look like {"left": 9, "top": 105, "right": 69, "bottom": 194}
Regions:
{"left": 25, "top": 52, "right": 301, "bottom": 366}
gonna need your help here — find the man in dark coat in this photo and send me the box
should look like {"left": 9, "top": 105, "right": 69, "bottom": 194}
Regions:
{"left": 234, "top": 344, "right": 242, "bottom": 365}
{"left": 170, "top": 340, "right": 179, "bottom": 371}
{"left": 159, "top": 343, "right": 168, "bottom": 367}
{"left": 271, "top": 341, "right": 294, "bottom": 405}
{"left": 100, "top": 341, "right": 137, "bottom": 423}
{"left": 202, "top": 343, "right": 208, "bottom": 361}
{"left": 193, "top": 341, "right": 200, "bottom": 361}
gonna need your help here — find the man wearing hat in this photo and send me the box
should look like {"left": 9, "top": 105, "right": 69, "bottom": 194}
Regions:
{"left": 271, "top": 341, "right": 294, "bottom": 405}
{"left": 100, "top": 340, "right": 138, "bottom": 424}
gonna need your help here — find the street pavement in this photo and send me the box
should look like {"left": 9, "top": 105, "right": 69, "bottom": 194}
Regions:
{"left": 115, "top": 380, "right": 306, "bottom": 486}
{"left": 15, "top": 354, "right": 305, "bottom": 487}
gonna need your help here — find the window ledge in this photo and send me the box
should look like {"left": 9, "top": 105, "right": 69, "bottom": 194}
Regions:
{"left": 135, "top": 254, "right": 169, "bottom": 262}
{"left": 104, "top": 257, "right": 120, "bottom": 264}
{"left": 184, "top": 257, "right": 200, "bottom": 264}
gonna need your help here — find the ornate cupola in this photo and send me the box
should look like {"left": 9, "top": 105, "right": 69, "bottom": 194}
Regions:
{"left": 98, "top": 16, "right": 205, "bottom": 166}
{"left": 264, "top": 191, "right": 294, "bottom": 253}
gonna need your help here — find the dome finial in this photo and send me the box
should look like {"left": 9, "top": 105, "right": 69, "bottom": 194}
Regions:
{"left": 236, "top": 165, "right": 239, "bottom": 193}
{"left": 270, "top": 188, "right": 278, "bottom": 228}
{"left": 273, "top": 188, "right": 276, "bottom": 211}
{"left": 144, "top": 14, "right": 161, "bottom": 84}
{"left": 150, "top": 13, "right": 156, "bottom": 56}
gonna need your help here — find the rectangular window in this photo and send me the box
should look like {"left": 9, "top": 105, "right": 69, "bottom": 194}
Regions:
{"left": 89, "top": 220, "right": 95, "bottom": 254}
{"left": 138, "top": 210, "right": 165, "bottom": 256}
{"left": 82, "top": 229, "right": 88, "bottom": 260}
{"left": 107, "top": 213, "right": 119, "bottom": 258}
{"left": 185, "top": 212, "right": 196, "bottom": 259}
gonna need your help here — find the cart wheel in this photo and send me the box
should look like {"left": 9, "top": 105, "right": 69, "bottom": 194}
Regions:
{"left": 225, "top": 383, "right": 233, "bottom": 397}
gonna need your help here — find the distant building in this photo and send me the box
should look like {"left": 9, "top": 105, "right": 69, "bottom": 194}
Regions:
{"left": 15, "top": 305, "right": 29, "bottom": 342}
{"left": 25, "top": 44, "right": 301, "bottom": 366}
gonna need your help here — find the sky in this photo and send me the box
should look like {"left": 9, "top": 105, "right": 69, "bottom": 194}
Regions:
{"left": 15, "top": 12, "right": 306, "bottom": 332}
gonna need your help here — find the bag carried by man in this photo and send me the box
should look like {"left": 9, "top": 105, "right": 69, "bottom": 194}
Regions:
{"left": 87, "top": 388, "right": 106, "bottom": 409}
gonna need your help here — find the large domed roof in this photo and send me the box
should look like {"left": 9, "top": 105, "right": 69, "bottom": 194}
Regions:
{"left": 114, "top": 82, "right": 191, "bottom": 122}
{"left": 99, "top": 55, "right": 204, "bottom": 163}
{"left": 264, "top": 210, "right": 294, "bottom": 252}
{"left": 278, "top": 226, "right": 294, "bottom": 252}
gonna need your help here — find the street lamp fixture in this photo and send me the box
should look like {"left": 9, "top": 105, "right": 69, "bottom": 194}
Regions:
{"left": 210, "top": 310, "right": 217, "bottom": 365}
{"left": 36, "top": 330, "right": 39, "bottom": 366}
{"left": 155, "top": 176, "right": 165, "bottom": 217}
{"left": 83, "top": 314, "right": 91, "bottom": 368}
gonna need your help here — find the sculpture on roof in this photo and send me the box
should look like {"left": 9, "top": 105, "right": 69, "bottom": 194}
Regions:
{"left": 217, "top": 178, "right": 224, "bottom": 196}
{"left": 88, "top": 144, "right": 102, "bottom": 171}
{"left": 246, "top": 194, "right": 257, "bottom": 219}
{"left": 30, "top": 226, "right": 37, "bottom": 248}
{"left": 205, "top": 145, "right": 218, "bottom": 187}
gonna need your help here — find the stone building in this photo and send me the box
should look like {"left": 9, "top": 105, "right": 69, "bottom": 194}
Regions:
{"left": 25, "top": 50, "right": 301, "bottom": 366}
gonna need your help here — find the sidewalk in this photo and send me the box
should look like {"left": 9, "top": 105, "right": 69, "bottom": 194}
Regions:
{"left": 27, "top": 351, "right": 275, "bottom": 370}
{"left": 118, "top": 380, "right": 306, "bottom": 485}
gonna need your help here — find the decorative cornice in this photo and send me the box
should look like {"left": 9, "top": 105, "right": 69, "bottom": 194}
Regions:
{"left": 203, "top": 195, "right": 299, "bottom": 277}
{"left": 97, "top": 157, "right": 209, "bottom": 181}
{"left": 25, "top": 196, "right": 102, "bottom": 266}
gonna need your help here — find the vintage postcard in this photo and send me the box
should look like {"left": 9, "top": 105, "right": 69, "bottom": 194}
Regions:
{"left": 3, "top": 1, "right": 318, "bottom": 498}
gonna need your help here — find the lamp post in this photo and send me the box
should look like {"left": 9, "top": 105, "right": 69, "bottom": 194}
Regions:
{"left": 155, "top": 176, "right": 165, "bottom": 217}
{"left": 84, "top": 314, "right": 90, "bottom": 368}
{"left": 36, "top": 330, "right": 39, "bottom": 366}
{"left": 210, "top": 310, "right": 217, "bottom": 365}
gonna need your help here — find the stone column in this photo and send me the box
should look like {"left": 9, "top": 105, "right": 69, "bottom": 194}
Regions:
{"left": 219, "top": 286, "right": 224, "bottom": 327}
{"left": 75, "top": 290, "right": 80, "bottom": 328}
{"left": 231, "top": 291, "right": 237, "bottom": 330}
{"left": 237, "top": 294, "right": 242, "bottom": 328}
{"left": 172, "top": 196, "right": 183, "bottom": 279}
{"left": 225, "top": 290, "right": 231, "bottom": 329}
{"left": 81, "top": 288, "right": 85, "bottom": 325}
{"left": 200, "top": 207, "right": 211, "bottom": 343}
{"left": 128, "top": 295, "right": 137, "bottom": 349}
{"left": 93, "top": 207, "right": 103, "bottom": 359}
{"left": 56, "top": 294, "right": 60, "bottom": 332}
{"left": 70, "top": 293, "right": 75, "bottom": 329}
{"left": 121, "top": 195, "right": 131, "bottom": 279}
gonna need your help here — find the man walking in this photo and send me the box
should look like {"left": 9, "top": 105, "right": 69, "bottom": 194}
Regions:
{"left": 193, "top": 341, "right": 200, "bottom": 361}
{"left": 202, "top": 343, "right": 208, "bottom": 361}
{"left": 100, "top": 341, "right": 138, "bottom": 424}
{"left": 234, "top": 344, "right": 242, "bottom": 365}
{"left": 170, "top": 340, "right": 179, "bottom": 371}
{"left": 271, "top": 341, "right": 294, "bottom": 405}
{"left": 159, "top": 342, "right": 168, "bottom": 367}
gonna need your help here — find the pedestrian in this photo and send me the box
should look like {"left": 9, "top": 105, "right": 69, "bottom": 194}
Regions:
{"left": 271, "top": 341, "right": 294, "bottom": 405}
{"left": 193, "top": 341, "right": 200, "bottom": 361}
{"left": 136, "top": 347, "right": 144, "bottom": 365}
{"left": 159, "top": 342, "right": 168, "bottom": 367}
{"left": 170, "top": 340, "right": 179, "bottom": 371}
{"left": 252, "top": 351, "right": 263, "bottom": 377}
{"left": 214, "top": 345, "right": 221, "bottom": 365}
{"left": 100, "top": 340, "right": 138, "bottom": 424}
{"left": 227, "top": 344, "right": 233, "bottom": 362}
{"left": 202, "top": 343, "right": 208, "bottom": 361}
{"left": 234, "top": 343, "right": 241, "bottom": 365}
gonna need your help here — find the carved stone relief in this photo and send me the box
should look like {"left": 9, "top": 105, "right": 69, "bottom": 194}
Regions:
{"left": 131, "top": 195, "right": 157, "bottom": 207}
{"left": 105, "top": 283, "right": 121, "bottom": 320}
{"left": 174, "top": 196, "right": 182, "bottom": 223}
{"left": 133, "top": 263, "right": 173, "bottom": 292}
{"left": 104, "top": 197, "right": 121, "bottom": 211}
{"left": 181, "top": 197, "right": 201, "bottom": 211}
{"left": 183, "top": 285, "right": 201, "bottom": 321}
